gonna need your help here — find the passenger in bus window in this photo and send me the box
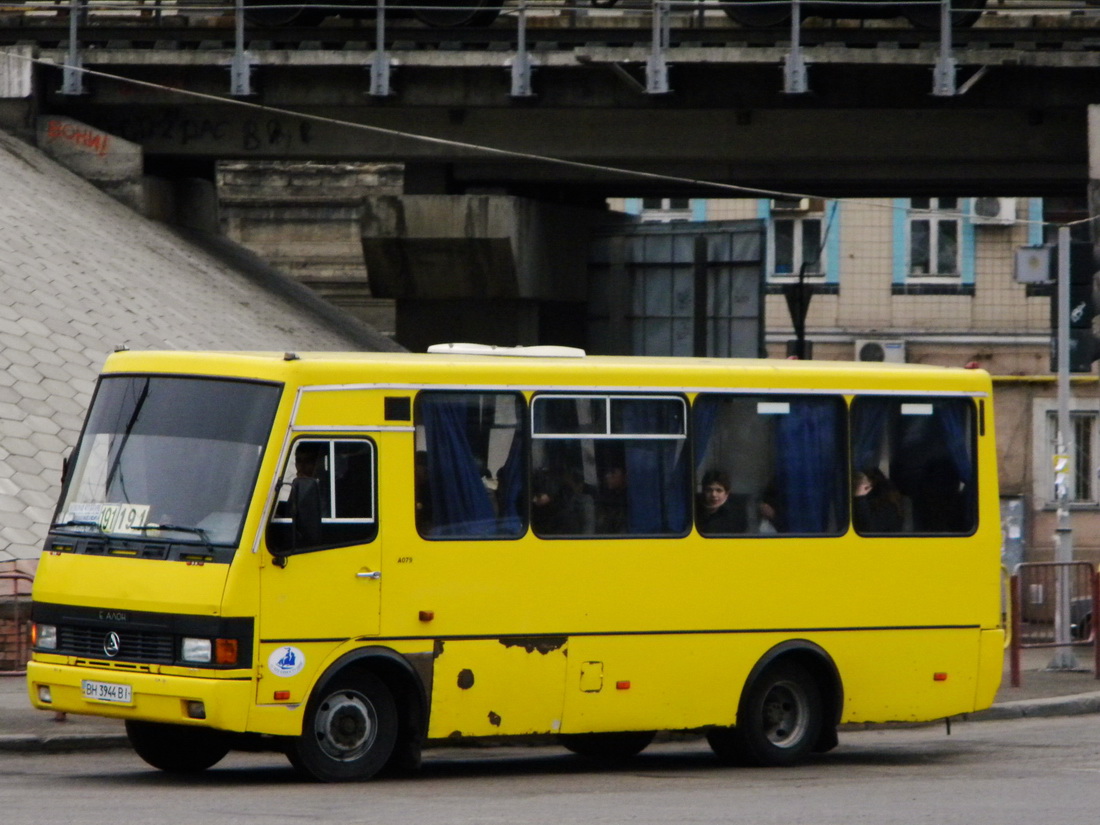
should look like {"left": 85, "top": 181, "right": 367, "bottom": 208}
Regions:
{"left": 757, "top": 483, "right": 780, "bottom": 533}
{"left": 532, "top": 469, "right": 595, "bottom": 536}
{"left": 696, "top": 470, "right": 747, "bottom": 535}
{"left": 910, "top": 457, "right": 969, "bottom": 533}
{"left": 596, "top": 465, "right": 628, "bottom": 534}
{"left": 852, "top": 468, "right": 904, "bottom": 534}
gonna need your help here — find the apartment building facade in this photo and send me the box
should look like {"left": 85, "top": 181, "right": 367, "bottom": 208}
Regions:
{"left": 618, "top": 195, "right": 1099, "bottom": 567}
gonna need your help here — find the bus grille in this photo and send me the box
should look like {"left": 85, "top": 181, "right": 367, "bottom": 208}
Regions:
{"left": 58, "top": 626, "right": 175, "bottom": 664}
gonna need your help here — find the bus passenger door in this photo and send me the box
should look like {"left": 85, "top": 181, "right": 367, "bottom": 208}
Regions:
{"left": 259, "top": 437, "right": 381, "bottom": 646}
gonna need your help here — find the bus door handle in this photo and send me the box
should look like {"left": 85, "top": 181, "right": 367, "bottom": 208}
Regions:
{"left": 357, "top": 570, "right": 381, "bottom": 580}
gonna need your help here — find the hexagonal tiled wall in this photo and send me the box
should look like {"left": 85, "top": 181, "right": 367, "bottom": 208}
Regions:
{"left": 0, "top": 132, "right": 396, "bottom": 561}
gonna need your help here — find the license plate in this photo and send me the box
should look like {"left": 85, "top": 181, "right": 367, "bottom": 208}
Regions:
{"left": 81, "top": 679, "right": 133, "bottom": 704}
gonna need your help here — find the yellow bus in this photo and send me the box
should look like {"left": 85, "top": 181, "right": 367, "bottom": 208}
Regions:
{"left": 27, "top": 346, "right": 1003, "bottom": 780}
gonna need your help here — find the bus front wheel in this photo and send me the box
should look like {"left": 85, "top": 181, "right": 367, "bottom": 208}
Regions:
{"left": 287, "top": 671, "right": 398, "bottom": 782}
{"left": 707, "top": 661, "right": 823, "bottom": 767}
{"left": 125, "top": 720, "right": 230, "bottom": 773}
{"left": 560, "top": 730, "right": 655, "bottom": 761}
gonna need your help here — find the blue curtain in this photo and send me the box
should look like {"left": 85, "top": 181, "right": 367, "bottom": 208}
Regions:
{"left": 851, "top": 397, "right": 891, "bottom": 473}
{"left": 776, "top": 399, "right": 843, "bottom": 533}
{"left": 934, "top": 402, "right": 974, "bottom": 487}
{"left": 622, "top": 402, "right": 690, "bottom": 534}
{"left": 420, "top": 395, "right": 498, "bottom": 537}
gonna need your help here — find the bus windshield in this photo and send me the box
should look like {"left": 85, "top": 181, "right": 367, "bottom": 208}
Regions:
{"left": 57, "top": 375, "right": 282, "bottom": 546}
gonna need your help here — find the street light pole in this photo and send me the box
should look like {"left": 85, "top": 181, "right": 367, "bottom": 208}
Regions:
{"left": 1050, "top": 225, "right": 1078, "bottom": 670}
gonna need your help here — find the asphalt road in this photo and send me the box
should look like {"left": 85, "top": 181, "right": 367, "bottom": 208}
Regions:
{"left": 1, "top": 716, "right": 1098, "bottom": 825}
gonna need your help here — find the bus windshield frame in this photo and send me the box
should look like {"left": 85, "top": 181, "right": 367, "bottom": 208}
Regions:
{"left": 54, "top": 374, "right": 282, "bottom": 551}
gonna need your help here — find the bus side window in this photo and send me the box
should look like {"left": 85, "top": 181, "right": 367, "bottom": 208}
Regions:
{"left": 415, "top": 392, "right": 527, "bottom": 539}
{"left": 268, "top": 438, "right": 378, "bottom": 554}
{"left": 850, "top": 397, "right": 977, "bottom": 536}
{"left": 692, "top": 394, "right": 847, "bottom": 537}
{"left": 531, "top": 394, "right": 690, "bottom": 538}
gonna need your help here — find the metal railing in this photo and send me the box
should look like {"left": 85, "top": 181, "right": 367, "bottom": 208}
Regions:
{"left": 1008, "top": 561, "right": 1100, "bottom": 686}
{"left": 11, "top": 0, "right": 1096, "bottom": 100}
{"left": 0, "top": 571, "right": 34, "bottom": 677}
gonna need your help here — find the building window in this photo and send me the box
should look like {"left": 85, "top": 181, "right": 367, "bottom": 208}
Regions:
{"left": 1045, "top": 411, "right": 1098, "bottom": 504}
{"left": 759, "top": 199, "right": 837, "bottom": 286}
{"left": 908, "top": 197, "right": 961, "bottom": 277}
{"left": 773, "top": 215, "right": 823, "bottom": 278}
{"left": 640, "top": 197, "right": 694, "bottom": 223}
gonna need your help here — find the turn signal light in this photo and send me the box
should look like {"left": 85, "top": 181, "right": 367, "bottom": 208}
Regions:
{"left": 616, "top": 681, "right": 631, "bottom": 690}
{"left": 215, "top": 639, "right": 239, "bottom": 665}
{"left": 933, "top": 672, "right": 948, "bottom": 682}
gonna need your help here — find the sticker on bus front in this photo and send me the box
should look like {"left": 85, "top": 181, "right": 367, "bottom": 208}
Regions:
{"left": 268, "top": 646, "right": 305, "bottom": 678}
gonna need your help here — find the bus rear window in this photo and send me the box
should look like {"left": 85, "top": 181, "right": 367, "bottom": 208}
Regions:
{"left": 850, "top": 396, "right": 977, "bottom": 535}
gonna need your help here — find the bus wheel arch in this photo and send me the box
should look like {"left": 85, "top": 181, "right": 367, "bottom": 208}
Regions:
{"left": 288, "top": 647, "right": 428, "bottom": 781}
{"left": 708, "top": 641, "right": 843, "bottom": 766}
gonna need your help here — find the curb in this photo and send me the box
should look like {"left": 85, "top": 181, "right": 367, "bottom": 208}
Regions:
{"left": 0, "top": 733, "right": 130, "bottom": 753}
{"left": 966, "top": 691, "right": 1100, "bottom": 721}
{"left": 3, "top": 694, "right": 1100, "bottom": 754}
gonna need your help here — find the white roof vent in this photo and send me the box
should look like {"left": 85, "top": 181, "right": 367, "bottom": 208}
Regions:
{"left": 427, "top": 343, "right": 587, "bottom": 358}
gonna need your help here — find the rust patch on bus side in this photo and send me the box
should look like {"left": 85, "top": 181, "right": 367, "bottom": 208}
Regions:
{"left": 434, "top": 639, "right": 445, "bottom": 658}
{"left": 499, "top": 636, "right": 567, "bottom": 655}
{"left": 488, "top": 711, "right": 501, "bottom": 727}
{"left": 457, "top": 669, "right": 475, "bottom": 689}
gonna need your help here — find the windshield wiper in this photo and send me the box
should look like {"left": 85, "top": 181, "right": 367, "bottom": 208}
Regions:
{"left": 132, "top": 523, "right": 215, "bottom": 553}
{"left": 51, "top": 519, "right": 104, "bottom": 533}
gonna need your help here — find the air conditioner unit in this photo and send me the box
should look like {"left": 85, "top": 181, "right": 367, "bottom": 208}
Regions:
{"left": 855, "top": 339, "right": 907, "bottom": 364}
{"left": 770, "top": 198, "right": 824, "bottom": 213}
{"left": 970, "top": 197, "right": 1017, "bottom": 225}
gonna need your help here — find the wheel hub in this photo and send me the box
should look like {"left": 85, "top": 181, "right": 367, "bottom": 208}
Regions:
{"left": 314, "top": 690, "right": 378, "bottom": 762}
{"left": 761, "top": 681, "right": 809, "bottom": 748}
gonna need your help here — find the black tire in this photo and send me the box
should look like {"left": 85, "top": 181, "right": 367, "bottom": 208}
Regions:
{"left": 903, "top": 0, "right": 986, "bottom": 29}
{"left": 287, "top": 671, "right": 398, "bottom": 782}
{"left": 721, "top": 0, "right": 791, "bottom": 28}
{"left": 243, "top": 0, "right": 326, "bottom": 27}
{"left": 560, "top": 730, "right": 655, "bottom": 761}
{"left": 125, "top": 720, "right": 231, "bottom": 773}
{"left": 707, "top": 661, "right": 822, "bottom": 767}
{"left": 413, "top": 0, "right": 502, "bottom": 27}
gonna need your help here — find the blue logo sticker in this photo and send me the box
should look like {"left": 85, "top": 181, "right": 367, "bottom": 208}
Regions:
{"left": 268, "top": 645, "right": 305, "bottom": 678}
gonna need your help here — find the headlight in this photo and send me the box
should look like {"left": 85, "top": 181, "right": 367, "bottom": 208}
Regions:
{"left": 33, "top": 624, "right": 58, "bottom": 650}
{"left": 181, "top": 637, "right": 212, "bottom": 663}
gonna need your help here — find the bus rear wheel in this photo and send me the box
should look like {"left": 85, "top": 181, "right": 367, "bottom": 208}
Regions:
{"left": 287, "top": 671, "right": 398, "bottom": 782}
{"left": 707, "top": 661, "right": 822, "bottom": 767}
{"left": 560, "top": 730, "right": 655, "bottom": 761}
{"left": 125, "top": 720, "right": 231, "bottom": 773}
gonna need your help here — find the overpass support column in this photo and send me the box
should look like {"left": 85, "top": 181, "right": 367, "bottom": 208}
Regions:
{"left": 0, "top": 46, "right": 35, "bottom": 143}
{"left": 1088, "top": 106, "right": 1100, "bottom": 240}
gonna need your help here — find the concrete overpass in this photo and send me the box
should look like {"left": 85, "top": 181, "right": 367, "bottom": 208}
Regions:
{"left": 2, "top": 18, "right": 1099, "bottom": 199}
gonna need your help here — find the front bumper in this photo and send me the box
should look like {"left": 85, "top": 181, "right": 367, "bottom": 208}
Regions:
{"left": 26, "top": 660, "right": 255, "bottom": 733}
